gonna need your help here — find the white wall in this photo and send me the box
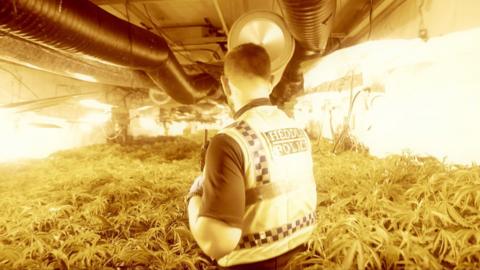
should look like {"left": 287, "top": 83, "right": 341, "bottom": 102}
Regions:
{"left": 296, "top": 0, "right": 480, "bottom": 164}
{"left": 300, "top": 27, "right": 480, "bottom": 165}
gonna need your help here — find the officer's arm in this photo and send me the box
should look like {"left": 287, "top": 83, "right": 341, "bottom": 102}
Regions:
{"left": 188, "top": 196, "right": 242, "bottom": 259}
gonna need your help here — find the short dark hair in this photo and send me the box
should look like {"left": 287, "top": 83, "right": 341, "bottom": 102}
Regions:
{"left": 224, "top": 43, "right": 271, "bottom": 86}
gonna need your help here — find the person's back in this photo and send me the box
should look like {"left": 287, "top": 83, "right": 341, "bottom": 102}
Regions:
{"left": 217, "top": 100, "right": 317, "bottom": 267}
{"left": 188, "top": 43, "right": 317, "bottom": 270}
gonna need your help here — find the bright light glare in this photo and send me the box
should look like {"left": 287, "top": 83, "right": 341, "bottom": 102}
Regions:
{"left": 70, "top": 72, "right": 97, "bottom": 82}
{"left": 138, "top": 116, "right": 164, "bottom": 136}
{"left": 79, "top": 123, "right": 93, "bottom": 133}
{"left": 133, "top": 117, "right": 190, "bottom": 137}
{"left": 0, "top": 111, "right": 104, "bottom": 162}
{"left": 23, "top": 114, "right": 67, "bottom": 128}
{"left": 169, "top": 121, "right": 188, "bottom": 136}
{"left": 24, "top": 63, "right": 41, "bottom": 70}
{"left": 79, "top": 112, "right": 111, "bottom": 125}
{"left": 79, "top": 99, "right": 113, "bottom": 111}
{"left": 299, "top": 27, "right": 480, "bottom": 164}
{"left": 135, "top": 105, "right": 154, "bottom": 112}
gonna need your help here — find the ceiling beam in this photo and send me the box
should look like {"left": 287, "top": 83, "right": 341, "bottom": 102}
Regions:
{"left": 174, "top": 36, "right": 227, "bottom": 46}
{"left": 212, "top": 0, "right": 229, "bottom": 36}
{"left": 107, "top": 3, "right": 227, "bottom": 46}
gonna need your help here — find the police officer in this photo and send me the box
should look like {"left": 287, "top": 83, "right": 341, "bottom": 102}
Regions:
{"left": 187, "top": 43, "right": 317, "bottom": 270}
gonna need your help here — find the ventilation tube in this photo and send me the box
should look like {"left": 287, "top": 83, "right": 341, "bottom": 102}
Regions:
{"left": 0, "top": 0, "right": 218, "bottom": 104}
{"left": 0, "top": 34, "right": 156, "bottom": 89}
{"left": 278, "top": 0, "right": 336, "bottom": 53}
{"left": 271, "top": 0, "right": 336, "bottom": 105}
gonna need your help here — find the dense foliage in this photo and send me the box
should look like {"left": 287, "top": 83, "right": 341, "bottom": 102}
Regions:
{"left": 0, "top": 136, "right": 479, "bottom": 269}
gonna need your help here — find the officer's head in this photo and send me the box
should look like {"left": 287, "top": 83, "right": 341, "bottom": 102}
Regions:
{"left": 221, "top": 43, "right": 273, "bottom": 111}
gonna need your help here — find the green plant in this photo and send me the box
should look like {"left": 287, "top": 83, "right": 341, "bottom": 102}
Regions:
{"left": 0, "top": 136, "right": 478, "bottom": 269}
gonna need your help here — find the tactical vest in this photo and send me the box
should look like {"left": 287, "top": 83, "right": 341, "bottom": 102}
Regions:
{"left": 217, "top": 105, "right": 317, "bottom": 267}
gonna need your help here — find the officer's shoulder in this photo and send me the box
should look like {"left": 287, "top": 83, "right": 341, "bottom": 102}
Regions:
{"left": 222, "top": 120, "right": 242, "bottom": 130}
{"left": 210, "top": 132, "right": 236, "bottom": 146}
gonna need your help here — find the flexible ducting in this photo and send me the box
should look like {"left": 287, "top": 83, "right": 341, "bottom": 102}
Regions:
{"left": 271, "top": 0, "right": 336, "bottom": 106}
{"left": 0, "top": 0, "right": 218, "bottom": 104}
{"left": 278, "top": 0, "right": 336, "bottom": 53}
{"left": 0, "top": 34, "right": 156, "bottom": 89}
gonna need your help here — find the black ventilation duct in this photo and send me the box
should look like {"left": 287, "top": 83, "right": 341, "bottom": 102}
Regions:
{"left": 0, "top": 0, "right": 218, "bottom": 104}
{"left": 0, "top": 34, "right": 156, "bottom": 89}
{"left": 271, "top": 0, "right": 336, "bottom": 106}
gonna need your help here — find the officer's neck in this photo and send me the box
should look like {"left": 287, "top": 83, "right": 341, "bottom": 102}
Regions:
{"left": 233, "top": 94, "right": 268, "bottom": 111}
{"left": 230, "top": 85, "right": 271, "bottom": 112}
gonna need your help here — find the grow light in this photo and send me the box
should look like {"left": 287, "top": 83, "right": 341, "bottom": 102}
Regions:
{"left": 70, "top": 72, "right": 97, "bottom": 83}
{"left": 0, "top": 112, "right": 71, "bottom": 161}
{"left": 79, "top": 112, "right": 111, "bottom": 125}
{"left": 79, "top": 99, "right": 113, "bottom": 111}
{"left": 138, "top": 116, "right": 164, "bottom": 136}
{"left": 169, "top": 121, "right": 188, "bottom": 136}
{"left": 135, "top": 105, "right": 154, "bottom": 112}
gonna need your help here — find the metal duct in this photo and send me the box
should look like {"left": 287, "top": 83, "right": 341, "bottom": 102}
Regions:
{"left": 278, "top": 0, "right": 336, "bottom": 53}
{"left": 0, "top": 34, "right": 156, "bottom": 89}
{"left": 0, "top": 0, "right": 218, "bottom": 104}
{"left": 270, "top": 0, "right": 336, "bottom": 106}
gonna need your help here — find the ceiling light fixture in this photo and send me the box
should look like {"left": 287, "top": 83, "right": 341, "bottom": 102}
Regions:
{"left": 79, "top": 99, "right": 114, "bottom": 111}
{"left": 69, "top": 72, "right": 97, "bottom": 83}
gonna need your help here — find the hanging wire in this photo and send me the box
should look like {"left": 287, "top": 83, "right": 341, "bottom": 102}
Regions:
{"left": 124, "top": 0, "right": 135, "bottom": 68}
{"left": 0, "top": 66, "right": 39, "bottom": 99}
{"left": 142, "top": 4, "right": 213, "bottom": 77}
{"left": 367, "top": 0, "right": 373, "bottom": 40}
{"left": 418, "top": 0, "right": 425, "bottom": 29}
{"left": 142, "top": 4, "right": 213, "bottom": 70}
{"left": 417, "top": 0, "right": 428, "bottom": 41}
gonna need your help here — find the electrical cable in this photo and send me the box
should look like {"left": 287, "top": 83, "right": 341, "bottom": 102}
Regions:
{"left": 368, "top": 0, "right": 373, "bottom": 40}
{"left": 417, "top": 0, "right": 428, "bottom": 41}
{"left": 331, "top": 72, "right": 367, "bottom": 153}
{"left": 0, "top": 66, "right": 40, "bottom": 99}
{"left": 142, "top": 3, "right": 218, "bottom": 69}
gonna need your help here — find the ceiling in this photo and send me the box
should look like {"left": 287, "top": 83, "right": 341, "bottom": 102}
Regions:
{"left": 91, "top": 0, "right": 389, "bottom": 67}
{"left": 0, "top": 0, "right": 403, "bottom": 124}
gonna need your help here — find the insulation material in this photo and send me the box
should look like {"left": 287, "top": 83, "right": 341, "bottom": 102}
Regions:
{"left": 300, "top": 27, "right": 480, "bottom": 164}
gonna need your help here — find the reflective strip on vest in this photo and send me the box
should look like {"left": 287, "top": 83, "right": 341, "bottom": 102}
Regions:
{"left": 233, "top": 120, "right": 270, "bottom": 185}
{"left": 236, "top": 212, "right": 316, "bottom": 249}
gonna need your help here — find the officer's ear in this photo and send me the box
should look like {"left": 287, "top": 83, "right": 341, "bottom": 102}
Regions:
{"left": 268, "top": 75, "right": 275, "bottom": 92}
{"left": 220, "top": 75, "right": 232, "bottom": 97}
